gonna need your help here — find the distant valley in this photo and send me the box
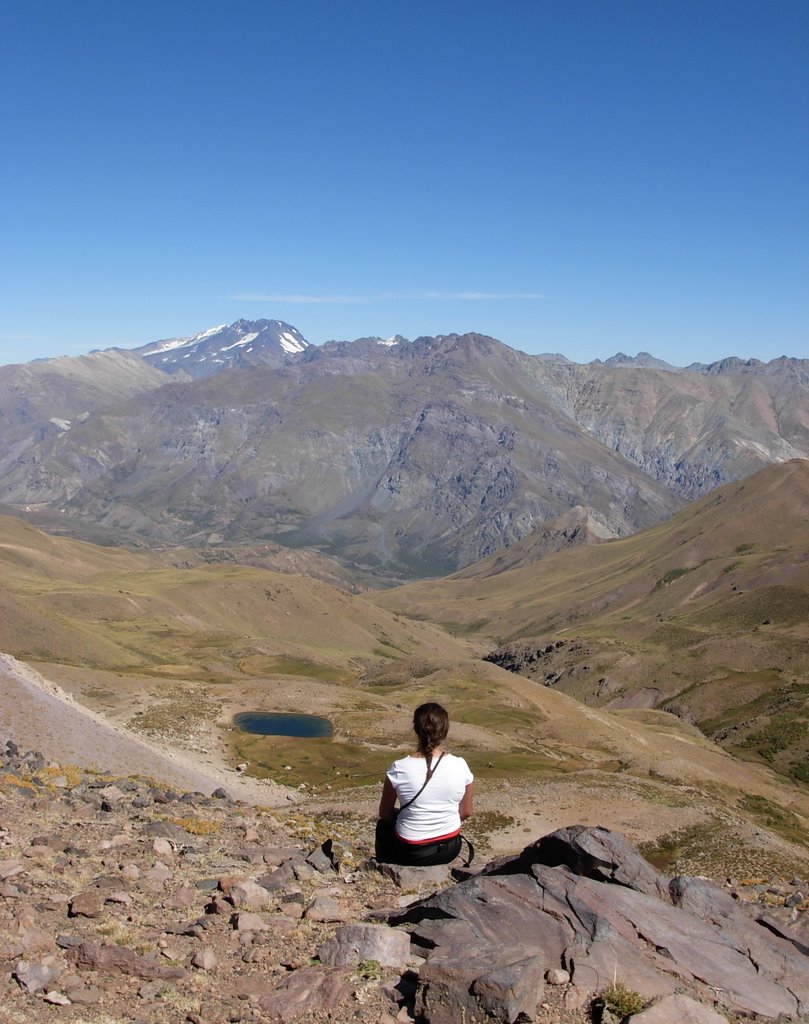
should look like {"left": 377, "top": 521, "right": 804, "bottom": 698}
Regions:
{"left": 2, "top": 506, "right": 809, "bottom": 885}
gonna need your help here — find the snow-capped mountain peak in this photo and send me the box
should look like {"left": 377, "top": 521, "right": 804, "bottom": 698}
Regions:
{"left": 133, "top": 319, "right": 310, "bottom": 379}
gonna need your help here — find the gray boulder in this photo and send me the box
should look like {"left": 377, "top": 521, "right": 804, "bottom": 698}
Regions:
{"left": 416, "top": 951, "right": 544, "bottom": 1024}
{"left": 258, "top": 966, "right": 350, "bottom": 1021}
{"left": 395, "top": 826, "right": 809, "bottom": 1022}
{"left": 486, "top": 823, "right": 671, "bottom": 900}
{"left": 13, "top": 958, "right": 62, "bottom": 993}
{"left": 759, "top": 906, "right": 809, "bottom": 956}
{"left": 318, "top": 923, "right": 411, "bottom": 968}
{"left": 628, "top": 993, "right": 729, "bottom": 1023}
{"left": 66, "top": 941, "right": 187, "bottom": 980}
{"left": 374, "top": 862, "right": 452, "bottom": 891}
{"left": 229, "top": 880, "right": 271, "bottom": 910}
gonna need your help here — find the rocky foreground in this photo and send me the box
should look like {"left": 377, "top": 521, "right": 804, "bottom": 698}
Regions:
{"left": 1, "top": 740, "right": 808, "bottom": 1024}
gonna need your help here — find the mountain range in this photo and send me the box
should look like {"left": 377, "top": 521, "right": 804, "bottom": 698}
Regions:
{"left": 0, "top": 319, "right": 806, "bottom": 577}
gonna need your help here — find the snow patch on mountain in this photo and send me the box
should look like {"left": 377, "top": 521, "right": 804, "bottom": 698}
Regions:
{"left": 220, "top": 332, "right": 259, "bottom": 352}
{"left": 150, "top": 325, "right": 228, "bottom": 355}
{"left": 134, "top": 319, "right": 311, "bottom": 380}
{"left": 280, "top": 331, "right": 306, "bottom": 354}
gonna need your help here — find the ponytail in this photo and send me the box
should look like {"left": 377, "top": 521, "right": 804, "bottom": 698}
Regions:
{"left": 413, "top": 702, "right": 449, "bottom": 771}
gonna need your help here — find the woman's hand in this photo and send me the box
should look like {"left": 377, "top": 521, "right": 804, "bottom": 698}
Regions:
{"left": 378, "top": 777, "right": 397, "bottom": 821}
{"left": 459, "top": 782, "right": 474, "bottom": 821}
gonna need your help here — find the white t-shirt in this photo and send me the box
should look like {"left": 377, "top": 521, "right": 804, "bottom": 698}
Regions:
{"left": 387, "top": 752, "right": 473, "bottom": 843}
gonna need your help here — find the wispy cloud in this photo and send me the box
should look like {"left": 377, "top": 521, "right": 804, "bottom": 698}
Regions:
{"left": 229, "top": 291, "right": 543, "bottom": 304}
{"left": 422, "top": 291, "right": 544, "bottom": 301}
{"left": 0, "top": 332, "right": 40, "bottom": 341}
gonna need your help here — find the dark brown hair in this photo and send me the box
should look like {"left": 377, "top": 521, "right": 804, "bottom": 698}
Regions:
{"left": 413, "top": 702, "right": 449, "bottom": 769}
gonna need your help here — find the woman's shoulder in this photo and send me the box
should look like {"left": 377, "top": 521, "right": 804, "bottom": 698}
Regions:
{"left": 388, "top": 753, "right": 419, "bottom": 774}
{"left": 443, "top": 752, "right": 473, "bottom": 777}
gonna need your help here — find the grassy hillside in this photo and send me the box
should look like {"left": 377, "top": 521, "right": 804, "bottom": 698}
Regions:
{"left": 3, "top": 506, "right": 809, "bottom": 877}
{"left": 0, "top": 513, "right": 460, "bottom": 674}
{"left": 374, "top": 460, "right": 809, "bottom": 780}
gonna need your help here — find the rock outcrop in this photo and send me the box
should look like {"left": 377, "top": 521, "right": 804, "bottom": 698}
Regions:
{"left": 395, "top": 825, "right": 809, "bottom": 1022}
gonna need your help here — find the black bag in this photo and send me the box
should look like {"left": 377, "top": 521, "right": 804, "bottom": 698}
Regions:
{"left": 374, "top": 814, "right": 400, "bottom": 863}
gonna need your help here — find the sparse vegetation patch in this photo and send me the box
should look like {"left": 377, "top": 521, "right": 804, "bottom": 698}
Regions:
{"left": 129, "top": 689, "right": 223, "bottom": 742}
{"left": 653, "top": 567, "right": 693, "bottom": 589}
{"left": 460, "top": 809, "right": 516, "bottom": 853}
{"left": 595, "top": 981, "right": 647, "bottom": 1018}
{"left": 740, "top": 714, "right": 807, "bottom": 762}
{"left": 739, "top": 794, "right": 805, "bottom": 845}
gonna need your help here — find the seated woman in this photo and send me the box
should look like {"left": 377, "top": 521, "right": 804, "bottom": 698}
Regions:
{"left": 376, "top": 702, "right": 473, "bottom": 866}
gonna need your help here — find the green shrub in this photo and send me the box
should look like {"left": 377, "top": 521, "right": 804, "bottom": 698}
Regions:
{"left": 654, "top": 567, "right": 691, "bottom": 590}
{"left": 598, "top": 981, "right": 646, "bottom": 1018}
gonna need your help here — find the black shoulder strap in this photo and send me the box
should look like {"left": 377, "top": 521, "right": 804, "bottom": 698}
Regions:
{"left": 398, "top": 752, "right": 445, "bottom": 812}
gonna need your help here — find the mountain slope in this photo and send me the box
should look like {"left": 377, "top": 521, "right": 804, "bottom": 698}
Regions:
{"left": 0, "top": 652, "right": 290, "bottom": 803}
{"left": 0, "top": 512, "right": 461, "bottom": 673}
{"left": 449, "top": 505, "right": 613, "bottom": 579}
{"left": 539, "top": 355, "right": 809, "bottom": 497}
{"left": 2, "top": 513, "right": 809, "bottom": 888}
{"left": 1, "top": 328, "right": 807, "bottom": 577}
{"left": 0, "top": 333, "right": 681, "bottom": 576}
{"left": 0, "top": 348, "right": 169, "bottom": 446}
{"left": 374, "top": 459, "right": 809, "bottom": 777}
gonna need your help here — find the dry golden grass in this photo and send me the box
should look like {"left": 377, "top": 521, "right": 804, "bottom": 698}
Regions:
{"left": 373, "top": 461, "right": 809, "bottom": 774}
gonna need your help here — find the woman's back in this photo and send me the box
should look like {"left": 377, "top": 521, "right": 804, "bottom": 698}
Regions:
{"left": 376, "top": 701, "right": 474, "bottom": 866}
{"left": 388, "top": 752, "right": 473, "bottom": 843}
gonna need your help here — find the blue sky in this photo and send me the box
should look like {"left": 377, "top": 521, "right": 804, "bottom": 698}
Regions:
{"left": 2, "top": 1, "right": 807, "bottom": 366}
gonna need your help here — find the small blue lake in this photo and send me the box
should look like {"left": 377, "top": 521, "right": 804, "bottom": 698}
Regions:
{"left": 233, "top": 711, "right": 333, "bottom": 739}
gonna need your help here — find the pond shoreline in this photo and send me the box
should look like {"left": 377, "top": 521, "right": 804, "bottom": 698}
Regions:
{"left": 233, "top": 710, "right": 333, "bottom": 739}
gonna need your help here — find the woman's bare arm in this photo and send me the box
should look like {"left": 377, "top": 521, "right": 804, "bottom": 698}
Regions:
{"left": 378, "top": 776, "right": 397, "bottom": 821}
{"left": 459, "top": 782, "right": 474, "bottom": 821}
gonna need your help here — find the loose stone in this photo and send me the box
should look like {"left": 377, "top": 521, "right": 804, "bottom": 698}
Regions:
{"left": 69, "top": 891, "right": 103, "bottom": 918}
{"left": 192, "top": 947, "right": 218, "bottom": 971}
{"left": 42, "top": 990, "right": 71, "bottom": 1005}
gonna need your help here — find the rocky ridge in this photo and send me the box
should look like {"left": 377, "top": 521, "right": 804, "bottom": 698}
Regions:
{"left": 0, "top": 333, "right": 682, "bottom": 575}
{"left": 1, "top": 329, "right": 807, "bottom": 576}
{"left": 2, "top": 740, "right": 808, "bottom": 1024}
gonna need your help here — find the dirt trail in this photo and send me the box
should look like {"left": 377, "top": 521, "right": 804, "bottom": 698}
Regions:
{"left": 0, "top": 652, "right": 294, "bottom": 805}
